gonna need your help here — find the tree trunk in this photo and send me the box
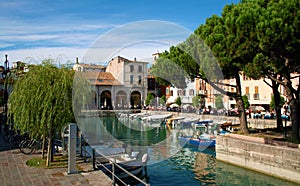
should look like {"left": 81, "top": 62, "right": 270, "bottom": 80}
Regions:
{"left": 283, "top": 72, "right": 300, "bottom": 143}
{"left": 235, "top": 74, "right": 249, "bottom": 134}
{"left": 290, "top": 99, "right": 300, "bottom": 143}
{"left": 42, "top": 135, "right": 46, "bottom": 159}
{"left": 46, "top": 137, "right": 53, "bottom": 167}
{"left": 272, "top": 80, "right": 283, "bottom": 131}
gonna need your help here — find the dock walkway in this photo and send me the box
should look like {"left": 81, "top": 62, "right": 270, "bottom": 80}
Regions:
{"left": 0, "top": 132, "right": 113, "bottom": 186}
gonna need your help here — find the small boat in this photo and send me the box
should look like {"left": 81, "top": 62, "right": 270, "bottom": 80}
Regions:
{"left": 195, "top": 119, "right": 214, "bottom": 125}
{"left": 129, "top": 112, "right": 150, "bottom": 120}
{"left": 191, "top": 119, "right": 214, "bottom": 130}
{"left": 179, "top": 118, "right": 200, "bottom": 126}
{"left": 141, "top": 113, "right": 173, "bottom": 123}
{"left": 178, "top": 134, "right": 216, "bottom": 148}
{"left": 87, "top": 144, "right": 148, "bottom": 179}
{"left": 165, "top": 116, "right": 185, "bottom": 129}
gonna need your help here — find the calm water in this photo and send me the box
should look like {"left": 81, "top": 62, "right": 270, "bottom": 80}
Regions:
{"left": 77, "top": 116, "right": 298, "bottom": 186}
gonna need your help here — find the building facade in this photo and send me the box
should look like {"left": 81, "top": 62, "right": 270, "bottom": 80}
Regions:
{"left": 74, "top": 56, "right": 148, "bottom": 110}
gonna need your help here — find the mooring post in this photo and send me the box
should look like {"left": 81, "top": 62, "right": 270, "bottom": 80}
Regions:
{"left": 68, "top": 123, "right": 78, "bottom": 174}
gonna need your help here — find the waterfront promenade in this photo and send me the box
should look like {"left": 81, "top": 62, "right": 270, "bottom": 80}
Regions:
{"left": 0, "top": 133, "right": 112, "bottom": 186}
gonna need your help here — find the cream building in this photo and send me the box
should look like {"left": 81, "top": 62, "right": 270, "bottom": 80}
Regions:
{"left": 226, "top": 73, "right": 299, "bottom": 111}
{"left": 74, "top": 56, "right": 148, "bottom": 110}
{"left": 106, "top": 56, "right": 148, "bottom": 108}
{"left": 73, "top": 58, "right": 106, "bottom": 72}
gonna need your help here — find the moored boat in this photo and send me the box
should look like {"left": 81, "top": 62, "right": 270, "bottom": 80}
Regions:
{"left": 141, "top": 113, "right": 173, "bottom": 123}
{"left": 178, "top": 134, "right": 216, "bottom": 148}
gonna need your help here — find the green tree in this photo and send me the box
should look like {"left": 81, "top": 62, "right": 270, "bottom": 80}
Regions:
{"left": 159, "top": 95, "right": 167, "bottom": 106}
{"left": 242, "top": 95, "right": 250, "bottom": 109}
{"left": 192, "top": 95, "right": 200, "bottom": 108}
{"left": 150, "top": 48, "right": 190, "bottom": 89}
{"left": 145, "top": 93, "right": 154, "bottom": 106}
{"left": 8, "top": 60, "right": 80, "bottom": 166}
{"left": 236, "top": 0, "right": 300, "bottom": 140}
{"left": 175, "top": 96, "right": 182, "bottom": 106}
{"left": 193, "top": 2, "right": 260, "bottom": 134}
{"left": 256, "top": 0, "right": 300, "bottom": 142}
{"left": 215, "top": 95, "right": 224, "bottom": 109}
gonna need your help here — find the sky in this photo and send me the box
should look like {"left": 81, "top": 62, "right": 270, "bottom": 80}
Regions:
{"left": 0, "top": 0, "right": 239, "bottom": 66}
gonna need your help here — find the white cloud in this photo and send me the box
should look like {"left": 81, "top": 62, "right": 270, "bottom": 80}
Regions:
{"left": 0, "top": 47, "right": 85, "bottom": 65}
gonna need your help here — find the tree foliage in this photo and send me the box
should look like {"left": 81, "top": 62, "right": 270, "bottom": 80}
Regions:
{"left": 145, "top": 93, "right": 154, "bottom": 106}
{"left": 242, "top": 95, "right": 250, "bottom": 109}
{"left": 9, "top": 60, "right": 76, "bottom": 165}
{"left": 150, "top": 48, "right": 191, "bottom": 89}
{"left": 175, "top": 96, "right": 182, "bottom": 106}
{"left": 237, "top": 0, "right": 300, "bottom": 141}
{"left": 192, "top": 95, "right": 200, "bottom": 108}
{"left": 215, "top": 95, "right": 224, "bottom": 109}
{"left": 160, "top": 95, "right": 167, "bottom": 106}
{"left": 193, "top": 2, "right": 260, "bottom": 134}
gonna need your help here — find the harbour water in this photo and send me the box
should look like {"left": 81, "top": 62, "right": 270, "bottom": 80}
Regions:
{"left": 77, "top": 116, "right": 298, "bottom": 186}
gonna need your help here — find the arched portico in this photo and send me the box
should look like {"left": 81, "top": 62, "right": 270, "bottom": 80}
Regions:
{"left": 116, "top": 90, "right": 127, "bottom": 109}
{"left": 100, "top": 90, "right": 112, "bottom": 110}
{"left": 130, "top": 91, "right": 142, "bottom": 109}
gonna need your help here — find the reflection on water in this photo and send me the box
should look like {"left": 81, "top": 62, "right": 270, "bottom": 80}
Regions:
{"left": 77, "top": 116, "right": 298, "bottom": 186}
{"left": 216, "top": 161, "right": 299, "bottom": 186}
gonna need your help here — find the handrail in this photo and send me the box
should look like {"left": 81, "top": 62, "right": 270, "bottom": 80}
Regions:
{"left": 97, "top": 160, "right": 128, "bottom": 186}
{"left": 83, "top": 144, "right": 150, "bottom": 186}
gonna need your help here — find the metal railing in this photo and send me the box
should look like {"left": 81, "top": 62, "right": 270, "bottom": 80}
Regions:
{"left": 82, "top": 144, "right": 150, "bottom": 186}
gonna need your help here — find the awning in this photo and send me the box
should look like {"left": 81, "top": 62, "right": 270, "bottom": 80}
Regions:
{"left": 166, "top": 97, "right": 176, "bottom": 104}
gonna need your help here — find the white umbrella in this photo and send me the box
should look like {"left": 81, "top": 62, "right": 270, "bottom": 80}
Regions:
{"left": 170, "top": 103, "right": 179, "bottom": 108}
{"left": 182, "top": 104, "right": 191, "bottom": 109}
{"left": 104, "top": 98, "right": 107, "bottom": 107}
{"left": 250, "top": 106, "right": 265, "bottom": 111}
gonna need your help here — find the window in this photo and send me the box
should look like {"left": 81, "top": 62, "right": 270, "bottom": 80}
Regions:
{"left": 170, "top": 90, "right": 173, "bottom": 96}
{"left": 130, "top": 75, "right": 134, "bottom": 84}
{"left": 166, "top": 87, "right": 169, "bottom": 95}
{"left": 138, "top": 76, "right": 142, "bottom": 84}
{"left": 245, "top": 87, "right": 250, "bottom": 99}
{"left": 130, "top": 65, "right": 134, "bottom": 72}
{"left": 253, "top": 86, "right": 259, "bottom": 100}
{"left": 183, "top": 89, "right": 186, "bottom": 96}
{"left": 189, "top": 89, "right": 194, "bottom": 96}
{"left": 245, "top": 87, "right": 249, "bottom": 94}
{"left": 254, "top": 86, "right": 259, "bottom": 94}
{"left": 138, "top": 65, "right": 142, "bottom": 73}
{"left": 177, "top": 89, "right": 182, "bottom": 96}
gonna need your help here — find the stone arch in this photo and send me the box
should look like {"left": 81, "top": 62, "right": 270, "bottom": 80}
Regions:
{"left": 116, "top": 90, "right": 127, "bottom": 109}
{"left": 130, "top": 91, "right": 142, "bottom": 109}
{"left": 100, "top": 90, "right": 112, "bottom": 110}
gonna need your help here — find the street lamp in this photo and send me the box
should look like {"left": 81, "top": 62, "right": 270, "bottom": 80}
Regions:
{"left": 2, "top": 54, "right": 9, "bottom": 131}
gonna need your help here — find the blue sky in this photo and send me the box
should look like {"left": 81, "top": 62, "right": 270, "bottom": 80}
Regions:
{"left": 0, "top": 0, "right": 239, "bottom": 64}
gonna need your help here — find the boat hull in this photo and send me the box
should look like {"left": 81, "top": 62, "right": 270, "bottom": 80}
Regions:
{"left": 178, "top": 136, "right": 216, "bottom": 148}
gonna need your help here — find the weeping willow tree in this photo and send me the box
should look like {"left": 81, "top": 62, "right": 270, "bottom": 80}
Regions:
{"left": 9, "top": 60, "right": 77, "bottom": 166}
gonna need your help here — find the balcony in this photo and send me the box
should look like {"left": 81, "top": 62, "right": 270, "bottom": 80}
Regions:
{"left": 253, "top": 93, "right": 260, "bottom": 100}
{"left": 245, "top": 93, "right": 250, "bottom": 100}
{"left": 198, "top": 90, "right": 207, "bottom": 96}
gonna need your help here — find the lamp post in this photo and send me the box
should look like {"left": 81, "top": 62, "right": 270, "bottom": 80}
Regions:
{"left": 4, "top": 55, "right": 9, "bottom": 112}
{"left": 2, "top": 55, "right": 9, "bottom": 132}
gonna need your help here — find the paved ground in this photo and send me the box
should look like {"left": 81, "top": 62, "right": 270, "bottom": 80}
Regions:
{"left": 0, "top": 132, "right": 113, "bottom": 186}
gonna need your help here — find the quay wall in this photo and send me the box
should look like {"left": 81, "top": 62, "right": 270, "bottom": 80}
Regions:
{"left": 216, "top": 134, "right": 300, "bottom": 184}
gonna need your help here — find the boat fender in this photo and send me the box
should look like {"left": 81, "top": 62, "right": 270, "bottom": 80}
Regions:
{"left": 142, "top": 153, "right": 149, "bottom": 164}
